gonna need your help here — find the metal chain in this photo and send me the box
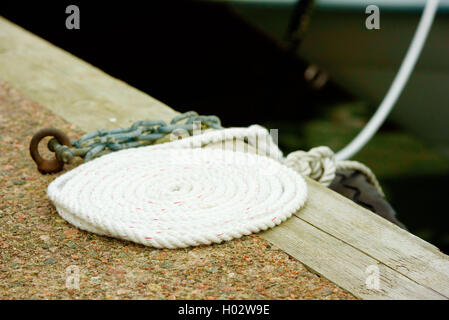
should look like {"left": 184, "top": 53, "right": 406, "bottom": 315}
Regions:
{"left": 48, "top": 111, "right": 222, "bottom": 164}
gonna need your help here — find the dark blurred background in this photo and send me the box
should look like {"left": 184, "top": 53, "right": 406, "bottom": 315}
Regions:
{"left": 1, "top": 0, "right": 339, "bottom": 126}
{"left": 1, "top": 0, "right": 448, "bottom": 252}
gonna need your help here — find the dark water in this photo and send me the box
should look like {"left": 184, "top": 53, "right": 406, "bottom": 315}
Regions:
{"left": 382, "top": 175, "right": 449, "bottom": 253}
{"left": 2, "top": 0, "right": 448, "bottom": 253}
{"left": 1, "top": 0, "right": 339, "bottom": 125}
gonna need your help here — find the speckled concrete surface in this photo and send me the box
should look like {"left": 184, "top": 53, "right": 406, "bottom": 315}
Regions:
{"left": 0, "top": 80, "right": 356, "bottom": 300}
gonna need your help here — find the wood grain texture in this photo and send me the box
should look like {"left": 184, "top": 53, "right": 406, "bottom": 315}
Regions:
{"left": 294, "top": 179, "right": 449, "bottom": 298}
{"left": 1, "top": 16, "right": 448, "bottom": 300}
{"left": 263, "top": 216, "right": 446, "bottom": 300}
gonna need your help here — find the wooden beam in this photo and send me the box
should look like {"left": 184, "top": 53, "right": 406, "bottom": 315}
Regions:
{"left": 1, "top": 16, "right": 448, "bottom": 300}
{"left": 263, "top": 216, "right": 445, "bottom": 300}
{"left": 293, "top": 179, "right": 449, "bottom": 298}
{"left": 264, "top": 179, "right": 449, "bottom": 299}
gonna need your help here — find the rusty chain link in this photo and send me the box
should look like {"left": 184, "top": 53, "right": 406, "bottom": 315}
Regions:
{"left": 30, "top": 111, "right": 222, "bottom": 174}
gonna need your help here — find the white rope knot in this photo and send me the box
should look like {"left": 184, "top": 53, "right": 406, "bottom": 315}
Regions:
{"left": 285, "top": 146, "right": 336, "bottom": 186}
{"left": 285, "top": 146, "right": 385, "bottom": 197}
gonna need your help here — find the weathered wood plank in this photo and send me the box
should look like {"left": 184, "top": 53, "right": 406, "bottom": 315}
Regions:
{"left": 294, "top": 179, "right": 449, "bottom": 298}
{"left": 263, "top": 216, "right": 446, "bottom": 300}
{"left": 0, "top": 17, "right": 177, "bottom": 132}
{"left": 1, "top": 16, "right": 449, "bottom": 299}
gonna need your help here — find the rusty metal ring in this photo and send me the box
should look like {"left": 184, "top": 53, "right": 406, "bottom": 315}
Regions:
{"left": 29, "top": 128, "right": 72, "bottom": 174}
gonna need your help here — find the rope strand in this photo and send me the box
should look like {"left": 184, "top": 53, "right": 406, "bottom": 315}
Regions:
{"left": 47, "top": 121, "right": 385, "bottom": 248}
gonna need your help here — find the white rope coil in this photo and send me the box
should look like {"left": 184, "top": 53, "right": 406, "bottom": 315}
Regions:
{"left": 48, "top": 125, "right": 383, "bottom": 248}
{"left": 48, "top": 146, "right": 307, "bottom": 249}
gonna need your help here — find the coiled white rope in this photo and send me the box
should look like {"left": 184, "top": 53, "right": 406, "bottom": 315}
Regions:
{"left": 48, "top": 125, "right": 382, "bottom": 248}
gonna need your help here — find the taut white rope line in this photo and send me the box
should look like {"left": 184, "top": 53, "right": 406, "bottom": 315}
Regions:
{"left": 48, "top": 125, "right": 382, "bottom": 248}
{"left": 336, "top": 0, "right": 440, "bottom": 160}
